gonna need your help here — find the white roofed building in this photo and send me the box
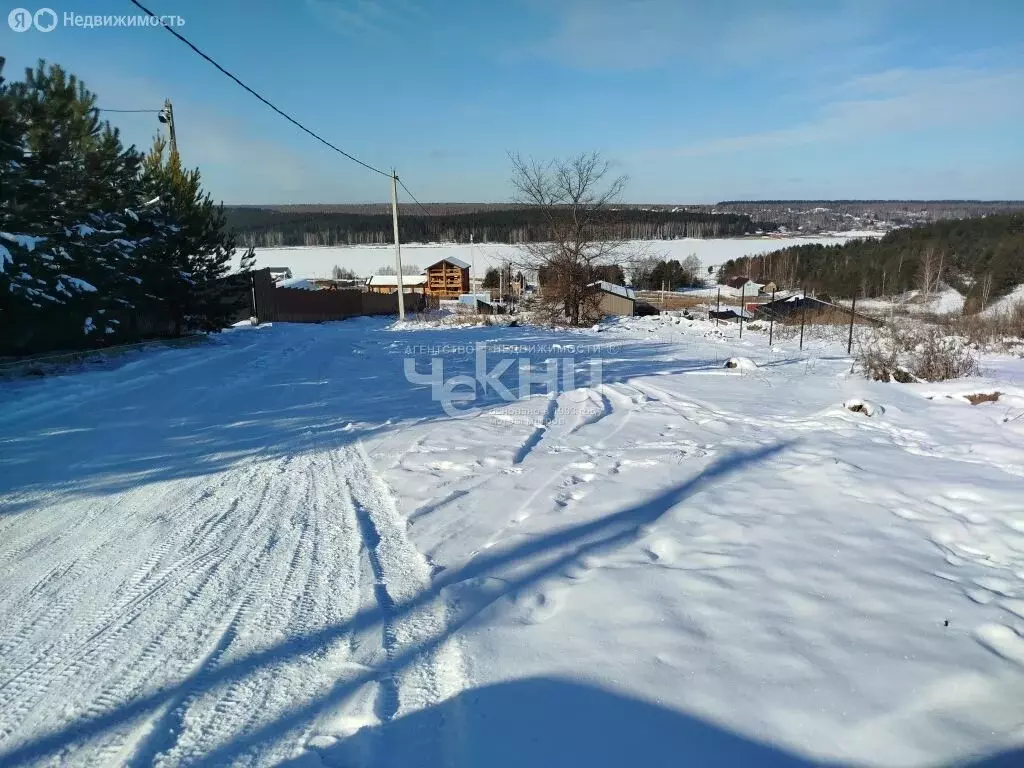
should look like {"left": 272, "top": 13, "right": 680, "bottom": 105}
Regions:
{"left": 365, "top": 274, "right": 428, "bottom": 294}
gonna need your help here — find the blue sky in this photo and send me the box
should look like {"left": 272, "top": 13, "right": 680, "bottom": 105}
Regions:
{"left": 3, "top": 0, "right": 1023, "bottom": 204}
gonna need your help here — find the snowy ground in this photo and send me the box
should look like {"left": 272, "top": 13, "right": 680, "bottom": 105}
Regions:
{"left": 2, "top": 315, "right": 1024, "bottom": 767}
{"left": 844, "top": 288, "right": 968, "bottom": 318}
{"left": 242, "top": 235, "right": 880, "bottom": 280}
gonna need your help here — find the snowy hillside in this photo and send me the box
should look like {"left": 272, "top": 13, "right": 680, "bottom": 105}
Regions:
{"left": 1, "top": 316, "right": 1023, "bottom": 766}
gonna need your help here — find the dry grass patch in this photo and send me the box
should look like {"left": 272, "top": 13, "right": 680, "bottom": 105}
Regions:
{"left": 965, "top": 392, "right": 1001, "bottom": 405}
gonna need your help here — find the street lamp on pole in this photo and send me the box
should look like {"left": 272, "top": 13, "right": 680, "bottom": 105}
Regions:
{"left": 158, "top": 99, "right": 178, "bottom": 157}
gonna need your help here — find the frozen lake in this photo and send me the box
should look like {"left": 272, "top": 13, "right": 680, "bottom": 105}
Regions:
{"left": 243, "top": 234, "right": 881, "bottom": 280}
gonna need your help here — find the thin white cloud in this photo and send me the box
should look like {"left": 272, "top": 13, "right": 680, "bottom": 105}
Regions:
{"left": 305, "top": 0, "right": 424, "bottom": 37}
{"left": 531, "top": 0, "right": 877, "bottom": 71}
{"left": 674, "top": 65, "right": 1024, "bottom": 157}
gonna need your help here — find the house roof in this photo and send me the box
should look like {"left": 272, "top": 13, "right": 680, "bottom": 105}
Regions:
{"left": 710, "top": 307, "right": 755, "bottom": 319}
{"left": 366, "top": 274, "right": 428, "bottom": 286}
{"left": 588, "top": 280, "right": 636, "bottom": 300}
{"left": 268, "top": 266, "right": 292, "bottom": 273}
{"left": 277, "top": 277, "right": 320, "bottom": 290}
{"left": 426, "top": 257, "right": 470, "bottom": 271}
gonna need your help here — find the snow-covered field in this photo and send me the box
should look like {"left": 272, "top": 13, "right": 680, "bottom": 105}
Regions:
{"left": 244, "top": 235, "right": 881, "bottom": 280}
{"left": 2, "top": 315, "right": 1024, "bottom": 767}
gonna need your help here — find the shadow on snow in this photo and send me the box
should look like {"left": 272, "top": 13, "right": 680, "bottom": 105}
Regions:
{"left": 2, "top": 441, "right": 790, "bottom": 765}
{"left": 0, "top": 321, "right": 725, "bottom": 506}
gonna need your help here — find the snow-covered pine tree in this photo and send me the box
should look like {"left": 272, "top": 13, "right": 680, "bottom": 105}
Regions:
{"left": 0, "top": 61, "right": 158, "bottom": 351}
{"left": 0, "top": 60, "right": 69, "bottom": 352}
{"left": 141, "top": 135, "right": 235, "bottom": 334}
{"left": 239, "top": 246, "right": 257, "bottom": 272}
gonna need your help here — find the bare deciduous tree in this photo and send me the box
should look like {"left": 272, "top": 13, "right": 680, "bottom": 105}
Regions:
{"left": 510, "top": 152, "right": 630, "bottom": 325}
{"left": 376, "top": 263, "right": 421, "bottom": 276}
{"left": 980, "top": 272, "right": 994, "bottom": 312}
{"left": 681, "top": 254, "right": 702, "bottom": 286}
{"left": 918, "top": 246, "right": 938, "bottom": 296}
{"left": 331, "top": 264, "right": 358, "bottom": 279}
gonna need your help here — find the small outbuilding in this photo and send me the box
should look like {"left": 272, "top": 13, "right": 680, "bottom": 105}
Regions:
{"left": 587, "top": 281, "right": 636, "bottom": 317}
{"left": 365, "top": 274, "right": 428, "bottom": 294}
{"left": 268, "top": 267, "right": 293, "bottom": 283}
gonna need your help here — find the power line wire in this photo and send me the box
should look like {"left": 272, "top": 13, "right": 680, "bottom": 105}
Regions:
{"left": 397, "top": 177, "right": 432, "bottom": 219}
{"left": 128, "top": 0, "right": 389, "bottom": 179}
{"left": 98, "top": 108, "right": 161, "bottom": 113}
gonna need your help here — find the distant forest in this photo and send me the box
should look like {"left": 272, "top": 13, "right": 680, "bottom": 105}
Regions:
{"left": 718, "top": 214, "right": 1024, "bottom": 307}
{"left": 713, "top": 200, "right": 1024, "bottom": 233}
{"left": 225, "top": 207, "right": 769, "bottom": 248}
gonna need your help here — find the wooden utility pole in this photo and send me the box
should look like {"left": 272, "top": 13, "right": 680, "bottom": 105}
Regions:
{"left": 768, "top": 286, "right": 776, "bottom": 346}
{"left": 847, "top": 294, "right": 857, "bottom": 355}
{"left": 390, "top": 170, "right": 406, "bottom": 320}
{"left": 739, "top": 285, "right": 746, "bottom": 338}
{"left": 799, "top": 287, "right": 807, "bottom": 351}
{"left": 716, "top": 288, "right": 721, "bottom": 327}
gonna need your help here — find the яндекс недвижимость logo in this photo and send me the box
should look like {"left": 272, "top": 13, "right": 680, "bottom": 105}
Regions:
{"left": 8, "top": 7, "right": 57, "bottom": 32}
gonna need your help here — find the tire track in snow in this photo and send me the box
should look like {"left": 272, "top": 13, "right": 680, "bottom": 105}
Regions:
{"left": 512, "top": 393, "right": 560, "bottom": 465}
{"left": 342, "top": 442, "right": 467, "bottom": 764}
{"left": 0, "top": 459, "right": 281, "bottom": 758}
{"left": 118, "top": 593, "right": 258, "bottom": 768}
{"left": 142, "top": 450, "right": 365, "bottom": 767}
{"left": 0, "top": 331, "right": 371, "bottom": 766}
{"left": 0, "top": 475, "right": 254, "bottom": 708}
{"left": 92, "top": 459, "right": 291, "bottom": 765}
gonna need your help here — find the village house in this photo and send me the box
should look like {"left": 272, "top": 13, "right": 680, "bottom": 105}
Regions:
{"left": 724, "top": 275, "right": 765, "bottom": 295}
{"left": 424, "top": 257, "right": 471, "bottom": 299}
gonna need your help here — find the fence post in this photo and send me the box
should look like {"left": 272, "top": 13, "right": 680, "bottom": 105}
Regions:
{"left": 799, "top": 286, "right": 807, "bottom": 351}
{"left": 847, "top": 294, "right": 857, "bottom": 355}
{"left": 716, "top": 288, "right": 721, "bottom": 327}
{"left": 768, "top": 286, "right": 775, "bottom": 346}
{"left": 250, "top": 273, "right": 259, "bottom": 324}
{"left": 739, "top": 285, "right": 745, "bottom": 339}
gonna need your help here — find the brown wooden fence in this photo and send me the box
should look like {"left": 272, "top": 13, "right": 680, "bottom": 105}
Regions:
{"left": 258, "top": 287, "right": 427, "bottom": 324}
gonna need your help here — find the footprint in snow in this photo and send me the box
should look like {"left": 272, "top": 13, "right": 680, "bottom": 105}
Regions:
{"left": 510, "top": 586, "right": 567, "bottom": 625}
{"left": 644, "top": 538, "right": 677, "bottom": 564}
{"left": 563, "top": 554, "right": 603, "bottom": 581}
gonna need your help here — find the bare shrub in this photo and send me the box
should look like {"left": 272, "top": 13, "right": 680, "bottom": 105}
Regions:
{"left": 856, "top": 323, "right": 978, "bottom": 382}
{"left": 911, "top": 327, "right": 978, "bottom": 380}
{"left": 856, "top": 328, "right": 915, "bottom": 383}
{"left": 955, "top": 301, "right": 1024, "bottom": 349}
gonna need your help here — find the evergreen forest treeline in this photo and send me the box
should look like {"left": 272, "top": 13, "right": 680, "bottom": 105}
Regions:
{"left": 717, "top": 215, "right": 1024, "bottom": 307}
{"left": 225, "top": 207, "right": 770, "bottom": 248}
